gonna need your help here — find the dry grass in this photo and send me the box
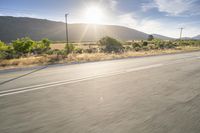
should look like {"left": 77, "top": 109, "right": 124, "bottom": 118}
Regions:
{"left": 50, "top": 43, "right": 66, "bottom": 50}
{"left": 50, "top": 42, "right": 98, "bottom": 50}
{"left": 1, "top": 46, "right": 200, "bottom": 70}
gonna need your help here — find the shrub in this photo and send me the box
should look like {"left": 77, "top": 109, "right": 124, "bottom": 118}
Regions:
{"left": 163, "top": 41, "right": 176, "bottom": 49}
{"left": 31, "top": 39, "right": 51, "bottom": 54}
{"left": 153, "top": 40, "right": 164, "bottom": 49}
{"left": 142, "top": 41, "right": 148, "bottom": 47}
{"left": 180, "top": 41, "right": 190, "bottom": 46}
{"left": 41, "top": 38, "right": 51, "bottom": 49}
{"left": 99, "top": 36, "right": 123, "bottom": 53}
{"left": 131, "top": 43, "right": 141, "bottom": 51}
{"left": 142, "top": 46, "right": 149, "bottom": 51}
{"left": 194, "top": 41, "right": 200, "bottom": 46}
{"left": 74, "top": 48, "right": 83, "bottom": 54}
{"left": 31, "top": 42, "right": 45, "bottom": 54}
{"left": 132, "top": 43, "right": 141, "bottom": 49}
{"left": 0, "top": 41, "right": 14, "bottom": 59}
{"left": 12, "top": 37, "right": 35, "bottom": 55}
{"left": 147, "top": 35, "right": 154, "bottom": 41}
{"left": 124, "top": 46, "right": 132, "bottom": 51}
{"left": 65, "top": 43, "right": 75, "bottom": 54}
{"left": 134, "top": 47, "right": 141, "bottom": 51}
{"left": 0, "top": 41, "right": 8, "bottom": 51}
{"left": 148, "top": 44, "right": 156, "bottom": 49}
{"left": 84, "top": 48, "right": 99, "bottom": 53}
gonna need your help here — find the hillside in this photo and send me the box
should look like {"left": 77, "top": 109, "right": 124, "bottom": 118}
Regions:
{"left": 0, "top": 16, "right": 149, "bottom": 42}
{"left": 193, "top": 35, "right": 200, "bottom": 40}
{"left": 152, "top": 34, "right": 174, "bottom": 40}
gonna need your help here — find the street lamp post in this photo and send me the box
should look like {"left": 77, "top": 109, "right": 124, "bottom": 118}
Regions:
{"left": 65, "top": 13, "right": 69, "bottom": 54}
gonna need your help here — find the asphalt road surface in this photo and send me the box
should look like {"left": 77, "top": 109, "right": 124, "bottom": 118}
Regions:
{"left": 1, "top": 51, "right": 200, "bottom": 133}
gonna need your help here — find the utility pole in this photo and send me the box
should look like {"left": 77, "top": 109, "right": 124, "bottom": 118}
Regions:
{"left": 178, "top": 27, "right": 184, "bottom": 40}
{"left": 65, "top": 13, "right": 69, "bottom": 54}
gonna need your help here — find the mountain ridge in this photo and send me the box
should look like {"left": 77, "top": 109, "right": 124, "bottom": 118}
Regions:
{"left": 0, "top": 16, "right": 187, "bottom": 42}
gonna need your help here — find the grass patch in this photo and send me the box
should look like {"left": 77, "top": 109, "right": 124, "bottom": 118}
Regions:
{"left": 1, "top": 46, "right": 200, "bottom": 70}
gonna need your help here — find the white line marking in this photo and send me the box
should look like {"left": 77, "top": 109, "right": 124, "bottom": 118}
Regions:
{"left": 126, "top": 64, "right": 163, "bottom": 72}
{"left": 0, "top": 63, "right": 163, "bottom": 97}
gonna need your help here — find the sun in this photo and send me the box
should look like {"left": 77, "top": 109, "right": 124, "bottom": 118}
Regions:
{"left": 84, "top": 5, "right": 104, "bottom": 24}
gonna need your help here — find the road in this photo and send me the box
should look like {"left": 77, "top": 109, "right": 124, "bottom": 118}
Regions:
{"left": 1, "top": 51, "right": 200, "bottom": 133}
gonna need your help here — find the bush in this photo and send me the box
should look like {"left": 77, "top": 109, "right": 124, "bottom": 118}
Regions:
{"left": 153, "top": 40, "right": 164, "bottom": 49}
{"left": 147, "top": 35, "right": 154, "bottom": 41}
{"left": 148, "top": 44, "right": 156, "bottom": 49}
{"left": 99, "top": 36, "right": 123, "bottom": 53}
{"left": 65, "top": 43, "right": 75, "bottom": 54}
{"left": 180, "top": 41, "right": 190, "bottom": 46}
{"left": 194, "top": 41, "right": 200, "bottom": 46}
{"left": 0, "top": 41, "right": 8, "bottom": 51}
{"left": 12, "top": 37, "right": 34, "bottom": 54}
{"left": 131, "top": 43, "right": 141, "bottom": 51}
{"left": 134, "top": 47, "right": 141, "bottom": 51}
{"left": 132, "top": 43, "right": 141, "bottom": 49}
{"left": 142, "top": 46, "right": 149, "bottom": 51}
{"left": 163, "top": 41, "right": 176, "bottom": 49}
{"left": 74, "top": 48, "right": 83, "bottom": 54}
{"left": 41, "top": 38, "right": 51, "bottom": 49}
{"left": 0, "top": 41, "right": 14, "bottom": 59}
{"left": 12, "top": 37, "right": 35, "bottom": 56}
{"left": 142, "top": 41, "right": 148, "bottom": 47}
{"left": 31, "top": 42, "right": 46, "bottom": 54}
{"left": 124, "top": 46, "right": 132, "bottom": 51}
{"left": 84, "top": 48, "right": 98, "bottom": 53}
{"left": 11, "top": 37, "right": 51, "bottom": 56}
{"left": 31, "top": 39, "right": 51, "bottom": 54}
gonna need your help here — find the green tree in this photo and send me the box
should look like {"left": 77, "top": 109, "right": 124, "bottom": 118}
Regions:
{"left": 142, "top": 41, "right": 148, "bottom": 47}
{"left": 0, "top": 41, "right": 8, "bottom": 51}
{"left": 99, "top": 36, "right": 123, "bottom": 53}
{"left": 0, "top": 41, "right": 14, "bottom": 59}
{"left": 12, "top": 37, "right": 34, "bottom": 55}
{"left": 65, "top": 43, "right": 75, "bottom": 54}
{"left": 132, "top": 43, "right": 141, "bottom": 51}
{"left": 41, "top": 38, "right": 50, "bottom": 49}
{"left": 31, "top": 39, "right": 51, "bottom": 54}
{"left": 147, "top": 35, "right": 154, "bottom": 41}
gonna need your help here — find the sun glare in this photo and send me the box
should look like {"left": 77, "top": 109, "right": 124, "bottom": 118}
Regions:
{"left": 84, "top": 5, "right": 104, "bottom": 24}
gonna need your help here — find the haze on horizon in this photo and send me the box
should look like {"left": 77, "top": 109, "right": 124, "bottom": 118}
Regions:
{"left": 0, "top": 0, "right": 200, "bottom": 38}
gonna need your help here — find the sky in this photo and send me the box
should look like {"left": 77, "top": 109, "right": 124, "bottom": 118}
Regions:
{"left": 0, "top": 0, "right": 200, "bottom": 38}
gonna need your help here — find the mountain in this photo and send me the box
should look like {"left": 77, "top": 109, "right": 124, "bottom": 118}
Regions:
{"left": 193, "top": 35, "right": 200, "bottom": 40}
{"left": 0, "top": 16, "right": 149, "bottom": 42}
{"left": 152, "top": 34, "right": 174, "bottom": 40}
{"left": 181, "top": 37, "right": 192, "bottom": 40}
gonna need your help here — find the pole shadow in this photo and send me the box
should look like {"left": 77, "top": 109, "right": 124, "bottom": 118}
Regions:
{"left": 0, "top": 66, "right": 48, "bottom": 86}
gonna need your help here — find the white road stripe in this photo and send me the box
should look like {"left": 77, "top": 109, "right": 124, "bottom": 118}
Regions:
{"left": 126, "top": 64, "right": 163, "bottom": 72}
{"left": 0, "top": 63, "right": 163, "bottom": 97}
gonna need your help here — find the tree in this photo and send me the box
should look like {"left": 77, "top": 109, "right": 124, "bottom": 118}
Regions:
{"left": 0, "top": 41, "right": 8, "bottom": 51}
{"left": 148, "top": 35, "right": 154, "bottom": 41}
{"left": 65, "top": 43, "right": 75, "bottom": 54}
{"left": 12, "top": 37, "right": 35, "bottom": 55}
{"left": 0, "top": 41, "right": 14, "bottom": 59}
{"left": 99, "top": 36, "right": 123, "bottom": 53}
{"left": 31, "top": 39, "right": 51, "bottom": 54}
{"left": 41, "top": 38, "right": 50, "bottom": 49}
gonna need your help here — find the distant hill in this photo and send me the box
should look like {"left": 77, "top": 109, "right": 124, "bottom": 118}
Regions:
{"left": 193, "top": 35, "right": 200, "bottom": 40}
{"left": 0, "top": 16, "right": 149, "bottom": 42}
{"left": 181, "top": 37, "right": 193, "bottom": 40}
{"left": 152, "top": 34, "right": 175, "bottom": 40}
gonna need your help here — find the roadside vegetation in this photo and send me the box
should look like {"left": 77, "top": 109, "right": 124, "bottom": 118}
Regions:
{"left": 1, "top": 36, "right": 200, "bottom": 69}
